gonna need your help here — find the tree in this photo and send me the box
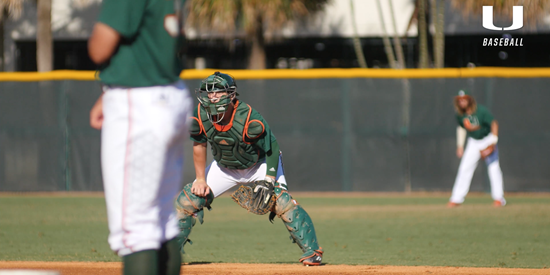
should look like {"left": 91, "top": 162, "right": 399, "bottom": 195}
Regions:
{"left": 430, "top": 0, "right": 444, "bottom": 68}
{"left": 186, "top": 0, "right": 330, "bottom": 70}
{"left": 0, "top": 0, "right": 24, "bottom": 71}
{"left": 349, "top": 0, "right": 367, "bottom": 68}
{"left": 1, "top": 0, "right": 52, "bottom": 72}
{"left": 388, "top": 0, "right": 405, "bottom": 69}
{"left": 407, "top": 0, "right": 442, "bottom": 68}
{"left": 375, "top": 0, "right": 396, "bottom": 68}
{"left": 36, "top": 0, "right": 51, "bottom": 72}
{"left": 417, "top": 0, "right": 429, "bottom": 68}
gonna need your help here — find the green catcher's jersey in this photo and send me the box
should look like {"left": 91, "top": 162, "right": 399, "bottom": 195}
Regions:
{"left": 456, "top": 104, "right": 494, "bottom": 140}
{"left": 190, "top": 101, "right": 277, "bottom": 169}
{"left": 98, "top": 0, "right": 185, "bottom": 87}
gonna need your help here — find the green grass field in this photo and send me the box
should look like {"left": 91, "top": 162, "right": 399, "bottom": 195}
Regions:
{"left": 0, "top": 194, "right": 549, "bottom": 268}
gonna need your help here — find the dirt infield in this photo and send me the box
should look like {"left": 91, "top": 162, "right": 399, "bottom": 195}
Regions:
{"left": 0, "top": 262, "right": 548, "bottom": 275}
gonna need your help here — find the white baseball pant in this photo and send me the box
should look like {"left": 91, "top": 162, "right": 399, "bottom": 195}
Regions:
{"left": 450, "top": 135, "right": 505, "bottom": 205}
{"left": 101, "top": 80, "right": 192, "bottom": 256}
{"left": 205, "top": 153, "right": 287, "bottom": 198}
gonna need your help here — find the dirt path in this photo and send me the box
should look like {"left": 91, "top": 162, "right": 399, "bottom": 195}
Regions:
{"left": 1, "top": 262, "right": 548, "bottom": 275}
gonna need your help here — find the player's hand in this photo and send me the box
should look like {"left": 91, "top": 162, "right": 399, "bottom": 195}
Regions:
{"left": 456, "top": 147, "right": 464, "bottom": 158}
{"left": 480, "top": 145, "right": 495, "bottom": 159}
{"left": 192, "top": 179, "right": 211, "bottom": 197}
{"left": 90, "top": 95, "right": 104, "bottom": 130}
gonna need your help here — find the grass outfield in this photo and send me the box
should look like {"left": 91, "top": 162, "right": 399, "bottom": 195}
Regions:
{"left": 0, "top": 193, "right": 549, "bottom": 268}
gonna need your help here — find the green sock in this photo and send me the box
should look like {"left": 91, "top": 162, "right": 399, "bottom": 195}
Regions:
{"left": 123, "top": 249, "right": 158, "bottom": 275}
{"left": 158, "top": 238, "right": 182, "bottom": 275}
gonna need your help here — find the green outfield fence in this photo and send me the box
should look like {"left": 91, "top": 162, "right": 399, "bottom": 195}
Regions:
{"left": 0, "top": 68, "right": 549, "bottom": 192}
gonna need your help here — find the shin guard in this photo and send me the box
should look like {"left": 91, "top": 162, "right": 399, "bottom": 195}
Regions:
{"left": 271, "top": 187, "right": 323, "bottom": 263}
{"left": 175, "top": 215, "right": 195, "bottom": 254}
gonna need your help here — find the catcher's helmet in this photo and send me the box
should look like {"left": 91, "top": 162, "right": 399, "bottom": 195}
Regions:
{"left": 195, "top": 71, "right": 238, "bottom": 123}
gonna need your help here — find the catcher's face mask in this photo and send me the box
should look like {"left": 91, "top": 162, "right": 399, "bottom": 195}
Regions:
{"left": 196, "top": 72, "right": 238, "bottom": 123}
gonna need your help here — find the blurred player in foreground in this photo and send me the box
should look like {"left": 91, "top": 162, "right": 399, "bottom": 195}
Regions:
{"left": 174, "top": 72, "right": 324, "bottom": 266}
{"left": 449, "top": 90, "right": 505, "bottom": 208}
{"left": 88, "top": 0, "right": 191, "bottom": 274}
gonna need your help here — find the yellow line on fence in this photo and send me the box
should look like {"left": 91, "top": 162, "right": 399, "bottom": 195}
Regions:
{"left": 1, "top": 68, "right": 550, "bottom": 81}
{"left": 181, "top": 68, "right": 462, "bottom": 79}
{"left": 0, "top": 70, "right": 98, "bottom": 81}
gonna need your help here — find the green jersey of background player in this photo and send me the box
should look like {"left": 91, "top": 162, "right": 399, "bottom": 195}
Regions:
{"left": 174, "top": 72, "right": 324, "bottom": 266}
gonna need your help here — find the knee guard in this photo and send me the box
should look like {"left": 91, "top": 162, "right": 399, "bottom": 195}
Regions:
{"left": 270, "top": 187, "right": 323, "bottom": 263}
{"left": 174, "top": 183, "right": 214, "bottom": 253}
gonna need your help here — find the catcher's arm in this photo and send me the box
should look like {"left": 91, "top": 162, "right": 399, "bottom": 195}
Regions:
{"left": 192, "top": 142, "right": 210, "bottom": 197}
{"left": 265, "top": 141, "right": 280, "bottom": 179}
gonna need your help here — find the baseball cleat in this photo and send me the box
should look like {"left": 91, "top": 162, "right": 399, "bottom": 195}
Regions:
{"left": 302, "top": 255, "right": 323, "bottom": 266}
{"left": 447, "top": 202, "right": 461, "bottom": 208}
{"left": 493, "top": 200, "right": 505, "bottom": 207}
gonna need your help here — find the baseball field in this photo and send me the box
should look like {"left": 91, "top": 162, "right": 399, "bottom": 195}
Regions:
{"left": 1, "top": 192, "right": 549, "bottom": 275}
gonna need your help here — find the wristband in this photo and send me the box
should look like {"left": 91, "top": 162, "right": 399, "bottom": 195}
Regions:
{"left": 489, "top": 133, "right": 498, "bottom": 144}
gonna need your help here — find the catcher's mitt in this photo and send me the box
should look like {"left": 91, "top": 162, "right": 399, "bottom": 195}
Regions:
{"left": 231, "top": 180, "right": 276, "bottom": 215}
{"left": 480, "top": 144, "right": 495, "bottom": 159}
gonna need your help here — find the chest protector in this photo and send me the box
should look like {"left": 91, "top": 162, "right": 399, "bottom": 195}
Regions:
{"left": 196, "top": 102, "right": 264, "bottom": 170}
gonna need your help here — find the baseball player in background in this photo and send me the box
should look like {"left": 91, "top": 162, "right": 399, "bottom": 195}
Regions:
{"left": 88, "top": 0, "right": 191, "bottom": 274}
{"left": 448, "top": 90, "right": 506, "bottom": 208}
{"left": 174, "top": 72, "right": 324, "bottom": 266}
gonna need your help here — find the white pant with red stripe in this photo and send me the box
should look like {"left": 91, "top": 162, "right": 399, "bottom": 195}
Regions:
{"left": 450, "top": 135, "right": 505, "bottom": 205}
{"left": 101, "top": 80, "right": 192, "bottom": 256}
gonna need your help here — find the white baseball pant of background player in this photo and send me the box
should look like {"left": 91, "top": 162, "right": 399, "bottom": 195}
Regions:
{"left": 101, "top": 80, "right": 192, "bottom": 256}
{"left": 450, "top": 134, "right": 505, "bottom": 205}
{"left": 204, "top": 154, "right": 287, "bottom": 198}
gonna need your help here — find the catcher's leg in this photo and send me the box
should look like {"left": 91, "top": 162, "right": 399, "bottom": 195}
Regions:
{"left": 174, "top": 183, "right": 214, "bottom": 253}
{"left": 271, "top": 187, "right": 323, "bottom": 266}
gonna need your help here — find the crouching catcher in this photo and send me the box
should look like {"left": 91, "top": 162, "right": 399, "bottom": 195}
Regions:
{"left": 175, "top": 72, "right": 323, "bottom": 266}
